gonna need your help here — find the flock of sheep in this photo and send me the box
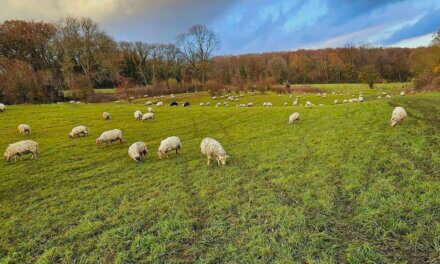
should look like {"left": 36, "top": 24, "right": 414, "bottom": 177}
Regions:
{"left": 1, "top": 91, "right": 408, "bottom": 164}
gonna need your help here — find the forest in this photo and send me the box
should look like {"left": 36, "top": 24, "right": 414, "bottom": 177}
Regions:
{"left": 0, "top": 18, "right": 439, "bottom": 103}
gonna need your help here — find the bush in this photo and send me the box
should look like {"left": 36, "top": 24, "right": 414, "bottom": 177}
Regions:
{"left": 205, "top": 80, "right": 224, "bottom": 96}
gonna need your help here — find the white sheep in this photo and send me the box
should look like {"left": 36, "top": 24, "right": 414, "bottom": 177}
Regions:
{"left": 69, "top": 126, "right": 90, "bottom": 138}
{"left": 334, "top": 100, "right": 338, "bottom": 104}
{"left": 145, "top": 101, "right": 153, "bottom": 106}
{"left": 306, "top": 101, "right": 312, "bottom": 108}
{"left": 400, "top": 91, "right": 405, "bottom": 96}
{"left": 0, "top": 103, "right": 5, "bottom": 112}
{"left": 343, "top": 99, "right": 348, "bottom": 103}
{"left": 200, "top": 102, "right": 205, "bottom": 106}
{"left": 103, "top": 112, "right": 110, "bottom": 120}
{"left": 156, "top": 102, "right": 164, "bottom": 107}
{"left": 158, "top": 136, "right": 182, "bottom": 159}
{"left": 200, "top": 138, "right": 229, "bottom": 165}
{"left": 96, "top": 129, "right": 123, "bottom": 146}
{"left": 358, "top": 96, "right": 364, "bottom": 103}
{"left": 206, "top": 102, "right": 210, "bottom": 106}
{"left": 147, "top": 107, "right": 154, "bottom": 113}
{"left": 134, "top": 110, "right": 143, "bottom": 120}
{"left": 284, "top": 102, "right": 288, "bottom": 106}
{"left": 215, "top": 103, "right": 221, "bottom": 107}
{"left": 141, "top": 113, "right": 155, "bottom": 121}
{"left": 288, "top": 112, "right": 300, "bottom": 124}
{"left": 247, "top": 102, "right": 254, "bottom": 107}
{"left": 266, "top": 102, "right": 273, "bottom": 107}
{"left": 293, "top": 100, "right": 298, "bottom": 106}
{"left": 18, "top": 124, "right": 31, "bottom": 135}
{"left": 390, "top": 107, "right": 407, "bottom": 127}
{"left": 4, "top": 140, "right": 39, "bottom": 162}
{"left": 128, "top": 142, "right": 149, "bottom": 162}
{"left": 262, "top": 102, "right": 267, "bottom": 107}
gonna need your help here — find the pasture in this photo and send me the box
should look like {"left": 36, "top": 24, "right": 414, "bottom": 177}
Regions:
{"left": 0, "top": 87, "right": 439, "bottom": 263}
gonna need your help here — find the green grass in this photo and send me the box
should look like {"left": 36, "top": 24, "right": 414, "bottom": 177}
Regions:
{"left": 0, "top": 88, "right": 439, "bottom": 263}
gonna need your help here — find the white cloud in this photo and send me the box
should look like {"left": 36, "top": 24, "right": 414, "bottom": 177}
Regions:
{"left": 390, "top": 33, "right": 433, "bottom": 48}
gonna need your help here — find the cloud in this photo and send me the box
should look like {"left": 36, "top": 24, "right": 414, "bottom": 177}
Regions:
{"left": 0, "top": 0, "right": 438, "bottom": 54}
{"left": 382, "top": 8, "right": 440, "bottom": 45}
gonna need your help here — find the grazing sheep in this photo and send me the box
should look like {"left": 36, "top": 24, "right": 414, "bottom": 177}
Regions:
{"left": 129, "top": 96, "right": 135, "bottom": 100}
{"left": 147, "top": 107, "right": 154, "bottom": 113}
{"left": 144, "top": 94, "right": 149, "bottom": 98}
{"left": 215, "top": 103, "right": 221, "bottom": 107}
{"left": 288, "top": 112, "right": 300, "bottom": 124}
{"left": 128, "top": 142, "right": 149, "bottom": 162}
{"left": 4, "top": 140, "right": 40, "bottom": 162}
{"left": 134, "top": 110, "right": 143, "bottom": 120}
{"left": 69, "top": 100, "right": 76, "bottom": 104}
{"left": 284, "top": 102, "right": 288, "bottom": 106}
{"left": 141, "top": 113, "right": 155, "bottom": 121}
{"left": 386, "top": 95, "right": 391, "bottom": 98}
{"left": 377, "top": 96, "right": 382, "bottom": 99}
{"left": 69, "top": 126, "right": 90, "bottom": 138}
{"left": 18, "top": 124, "right": 31, "bottom": 135}
{"left": 263, "top": 102, "right": 267, "bottom": 107}
{"left": 266, "top": 102, "right": 273, "bottom": 107}
{"left": 0, "top": 103, "right": 5, "bottom": 112}
{"left": 103, "top": 112, "right": 110, "bottom": 120}
{"left": 247, "top": 102, "right": 254, "bottom": 107}
{"left": 306, "top": 101, "right": 312, "bottom": 108}
{"left": 96, "top": 129, "right": 123, "bottom": 146}
{"left": 200, "top": 102, "right": 205, "bottom": 106}
{"left": 358, "top": 96, "right": 364, "bottom": 103}
{"left": 158, "top": 136, "right": 182, "bottom": 159}
{"left": 170, "top": 94, "right": 175, "bottom": 99}
{"left": 293, "top": 100, "right": 298, "bottom": 106}
{"left": 206, "top": 102, "right": 210, "bottom": 106}
{"left": 170, "top": 101, "right": 178, "bottom": 107}
{"left": 400, "top": 91, "right": 405, "bottom": 96}
{"left": 334, "top": 100, "right": 338, "bottom": 104}
{"left": 390, "top": 107, "right": 407, "bottom": 127}
{"left": 200, "top": 138, "right": 229, "bottom": 165}
{"left": 184, "top": 102, "right": 190, "bottom": 107}
{"left": 156, "top": 102, "right": 164, "bottom": 107}
{"left": 145, "top": 101, "right": 153, "bottom": 106}
{"left": 343, "top": 99, "right": 348, "bottom": 103}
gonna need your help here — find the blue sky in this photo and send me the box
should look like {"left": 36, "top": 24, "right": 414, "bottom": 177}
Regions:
{"left": 1, "top": 0, "right": 439, "bottom": 55}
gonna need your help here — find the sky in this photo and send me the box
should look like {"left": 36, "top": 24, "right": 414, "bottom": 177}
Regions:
{"left": 0, "top": 0, "right": 439, "bottom": 55}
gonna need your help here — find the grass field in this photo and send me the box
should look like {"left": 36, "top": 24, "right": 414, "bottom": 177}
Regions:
{"left": 1, "top": 86, "right": 439, "bottom": 263}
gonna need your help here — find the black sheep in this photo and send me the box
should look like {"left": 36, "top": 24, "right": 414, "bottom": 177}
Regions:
{"left": 184, "top": 102, "right": 190, "bottom": 107}
{"left": 170, "top": 101, "right": 178, "bottom": 107}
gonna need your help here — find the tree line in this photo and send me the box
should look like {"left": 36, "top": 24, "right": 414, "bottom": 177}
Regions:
{"left": 0, "top": 18, "right": 438, "bottom": 104}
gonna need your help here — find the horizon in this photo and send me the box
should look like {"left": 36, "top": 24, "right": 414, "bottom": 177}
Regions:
{"left": 1, "top": 0, "right": 439, "bottom": 55}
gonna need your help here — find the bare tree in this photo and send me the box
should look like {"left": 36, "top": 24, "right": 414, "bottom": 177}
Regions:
{"left": 176, "top": 24, "right": 219, "bottom": 84}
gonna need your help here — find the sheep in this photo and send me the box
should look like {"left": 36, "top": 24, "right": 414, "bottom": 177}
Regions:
{"left": 156, "top": 102, "right": 164, "bottom": 107}
{"left": 284, "top": 102, "right": 288, "bottom": 106}
{"left": 266, "top": 102, "right": 273, "bottom": 107}
{"left": 306, "top": 101, "right": 312, "bottom": 108}
{"left": 134, "top": 110, "right": 143, "bottom": 120}
{"left": 386, "top": 95, "right": 391, "bottom": 98}
{"left": 158, "top": 136, "right": 182, "bottom": 159}
{"left": 184, "top": 102, "right": 190, "bottom": 107}
{"left": 400, "top": 91, "right": 405, "bottom": 96}
{"left": 141, "top": 113, "right": 155, "bottom": 121}
{"left": 377, "top": 96, "right": 382, "bottom": 99}
{"left": 215, "top": 103, "right": 221, "bottom": 107}
{"left": 170, "top": 101, "right": 178, "bottom": 107}
{"left": 147, "top": 107, "right": 154, "bottom": 113}
{"left": 103, "top": 112, "right": 110, "bottom": 120}
{"left": 206, "top": 102, "right": 210, "bottom": 106}
{"left": 69, "top": 100, "right": 76, "bottom": 104}
{"left": 128, "top": 142, "right": 149, "bottom": 162}
{"left": 288, "top": 112, "right": 300, "bottom": 124}
{"left": 69, "top": 126, "right": 90, "bottom": 138}
{"left": 0, "top": 103, "right": 5, "bottom": 112}
{"left": 343, "top": 99, "right": 348, "bottom": 103}
{"left": 200, "top": 102, "right": 205, "bottom": 106}
{"left": 293, "top": 100, "right": 298, "bottom": 106}
{"left": 18, "top": 124, "right": 31, "bottom": 135}
{"left": 200, "top": 138, "right": 229, "bottom": 165}
{"left": 144, "top": 94, "right": 149, "bottom": 98}
{"left": 145, "top": 101, "right": 153, "bottom": 106}
{"left": 247, "top": 102, "right": 254, "bottom": 107}
{"left": 263, "top": 102, "right": 267, "bottom": 107}
{"left": 4, "top": 140, "right": 40, "bottom": 162}
{"left": 96, "top": 129, "right": 123, "bottom": 146}
{"left": 170, "top": 94, "right": 175, "bottom": 99}
{"left": 334, "top": 100, "right": 338, "bottom": 104}
{"left": 390, "top": 107, "right": 407, "bottom": 127}
{"left": 358, "top": 96, "right": 364, "bottom": 103}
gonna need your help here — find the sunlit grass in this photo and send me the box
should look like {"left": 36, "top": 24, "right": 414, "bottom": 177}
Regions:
{"left": 0, "top": 87, "right": 439, "bottom": 263}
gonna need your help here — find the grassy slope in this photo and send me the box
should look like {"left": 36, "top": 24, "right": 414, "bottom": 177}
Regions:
{"left": 0, "top": 90, "right": 439, "bottom": 263}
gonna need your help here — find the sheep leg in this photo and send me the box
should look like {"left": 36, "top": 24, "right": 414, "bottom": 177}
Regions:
{"left": 207, "top": 156, "right": 211, "bottom": 165}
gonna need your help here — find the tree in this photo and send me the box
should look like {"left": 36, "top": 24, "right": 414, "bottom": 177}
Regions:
{"left": 176, "top": 24, "right": 219, "bottom": 84}
{"left": 359, "top": 64, "right": 380, "bottom": 88}
{"left": 432, "top": 30, "right": 440, "bottom": 46}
